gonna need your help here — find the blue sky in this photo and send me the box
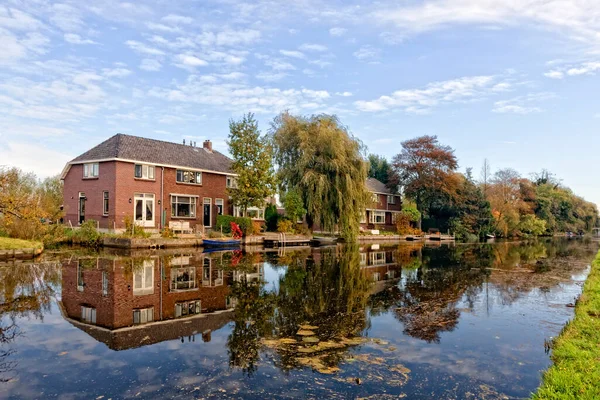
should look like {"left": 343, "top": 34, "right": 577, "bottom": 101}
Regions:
{"left": 1, "top": 1, "right": 599, "bottom": 205}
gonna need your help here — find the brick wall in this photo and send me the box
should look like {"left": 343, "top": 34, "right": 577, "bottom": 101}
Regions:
{"left": 63, "top": 160, "right": 233, "bottom": 231}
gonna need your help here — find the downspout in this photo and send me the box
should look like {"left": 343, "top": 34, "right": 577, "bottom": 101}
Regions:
{"left": 160, "top": 167, "right": 165, "bottom": 230}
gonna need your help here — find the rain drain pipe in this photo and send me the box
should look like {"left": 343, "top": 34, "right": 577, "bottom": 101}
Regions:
{"left": 160, "top": 167, "right": 165, "bottom": 230}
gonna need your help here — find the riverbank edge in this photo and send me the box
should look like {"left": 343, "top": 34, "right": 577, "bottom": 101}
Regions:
{"left": 532, "top": 248, "right": 600, "bottom": 399}
{"left": 0, "top": 238, "right": 44, "bottom": 260}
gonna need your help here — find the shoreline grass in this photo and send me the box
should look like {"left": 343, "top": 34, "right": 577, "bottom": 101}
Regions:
{"left": 0, "top": 237, "right": 44, "bottom": 250}
{"left": 533, "top": 249, "right": 600, "bottom": 399}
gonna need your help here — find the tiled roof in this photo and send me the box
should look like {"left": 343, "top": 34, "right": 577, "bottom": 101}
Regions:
{"left": 69, "top": 134, "right": 232, "bottom": 174}
{"left": 366, "top": 177, "right": 392, "bottom": 194}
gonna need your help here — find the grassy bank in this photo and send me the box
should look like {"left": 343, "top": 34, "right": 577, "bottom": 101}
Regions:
{"left": 0, "top": 237, "right": 43, "bottom": 250}
{"left": 533, "top": 249, "right": 600, "bottom": 399}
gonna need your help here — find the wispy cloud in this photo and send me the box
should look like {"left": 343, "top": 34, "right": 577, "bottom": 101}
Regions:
{"left": 329, "top": 27, "right": 347, "bottom": 36}
{"left": 299, "top": 43, "right": 327, "bottom": 52}
{"left": 492, "top": 92, "right": 556, "bottom": 114}
{"left": 139, "top": 59, "right": 162, "bottom": 71}
{"left": 279, "top": 50, "right": 305, "bottom": 59}
{"left": 64, "top": 33, "right": 97, "bottom": 45}
{"left": 353, "top": 45, "right": 380, "bottom": 61}
{"left": 125, "top": 40, "right": 165, "bottom": 56}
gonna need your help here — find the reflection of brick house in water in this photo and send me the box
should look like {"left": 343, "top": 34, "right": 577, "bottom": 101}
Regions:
{"left": 60, "top": 251, "right": 262, "bottom": 350}
{"left": 359, "top": 245, "right": 403, "bottom": 292}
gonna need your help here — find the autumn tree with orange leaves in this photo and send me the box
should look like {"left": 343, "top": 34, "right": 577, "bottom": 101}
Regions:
{"left": 392, "top": 135, "right": 459, "bottom": 229}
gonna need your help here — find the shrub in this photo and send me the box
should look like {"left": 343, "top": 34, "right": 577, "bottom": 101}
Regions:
{"left": 265, "top": 204, "right": 279, "bottom": 231}
{"left": 123, "top": 216, "right": 151, "bottom": 238}
{"left": 252, "top": 221, "right": 263, "bottom": 235}
{"left": 295, "top": 223, "right": 311, "bottom": 236}
{"left": 73, "top": 220, "right": 102, "bottom": 247}
{"left": 396, "top": 213, "right": 421, "bottom": 235}
{"left": 277, "top": 219, "right": 294, "bottom": 233}
{"left": 161, "top": 227, "right": 175, "bottom": 238}
{"left": 208, "top": 230, "right": 223, "bottom": 238}
{"left": 216, "top": 215, "right": 253, "bottom": 236}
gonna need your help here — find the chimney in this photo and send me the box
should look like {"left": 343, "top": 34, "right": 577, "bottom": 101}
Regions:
{"left": 183, "top": 139, "right": 186, "bottom": 145}
{"left": 203, "top": 140, "right": 212, "bottom": 152}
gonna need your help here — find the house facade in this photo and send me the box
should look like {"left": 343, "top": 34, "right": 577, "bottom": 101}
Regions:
{"left": 363, "top": 177, "right": 402, "bottom": 231}
{"left": 61, "top": 134, "right": 245, "bottom": 232}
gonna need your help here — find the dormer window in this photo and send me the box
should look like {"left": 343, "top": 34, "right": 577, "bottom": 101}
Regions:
{"left": 226, "top": 176, "right": 237, "bottom": 188}
{"left": 134, "top": 164, "right": 155, "bottom": 180}
{"left": 83, "top": 163, "right": 99, "bottom": 178}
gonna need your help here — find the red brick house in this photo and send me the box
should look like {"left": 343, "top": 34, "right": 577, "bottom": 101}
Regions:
{"left": 61, "top": 134, "right": 243, "bottom": 232}
{"left": 363, "top": 178, "right": 402, "bottom": 231}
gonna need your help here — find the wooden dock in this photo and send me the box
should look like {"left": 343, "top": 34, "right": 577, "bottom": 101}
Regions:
{"left": 262, "top": 232, "right": 312, "bottom": 247}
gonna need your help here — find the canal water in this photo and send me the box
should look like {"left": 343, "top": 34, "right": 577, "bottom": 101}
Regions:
{"left": 0, "top": 238, "right": 597, "bottom": 399}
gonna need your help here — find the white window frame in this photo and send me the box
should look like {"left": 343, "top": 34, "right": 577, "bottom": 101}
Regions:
{"left": 369, "top": 252, "right": 386, "bottom": 265}
{"left": 370, "top": 210, "right": 386, "bottom": 224}
{"left": 83, "top": 163, "right": 99, "bottom": 178}
{"left": 170, "top": 267, "right": 198, "bottom": 291}
{"left": 203, "top": 198, "right": 212, "bottom": 227}
{"left": 102, "top": 191, "right": 109, "bottom": 216}
{"left": 226, "top": 176, "right": 237, "bottom": 188}
{"left": 134, "top": 164, "right": 155, "bottom": 180}
{"left": 102, "top": 271, "right": 108, "bottom": 296}
{"left": 81, "top": 306, "right": 96, "bottom": 324}
{"left": 133, "top": 260, "right": 154, "bottom": 295}
{"left": 171, "top": 195, "right": 197, "bottom": 218}
{"left": 387, "top": 195, "right": 396, "bottom": 205}
{"left": 175, "top": 300, "right": 201, "bottom": 318}
{"left": 234, "top": 206, "right": 265, "bottom": 220}
{"left": 371, "top": 193, "right": 379, "bottom": 203}
{"left": 176, "top": 169, "right": 202, "bottom": 185}
{"left": 133, "top": 307, "right": 154, "bottom": 324}
{"left": 215, "top": 198, "right": 224, "bottom": 216}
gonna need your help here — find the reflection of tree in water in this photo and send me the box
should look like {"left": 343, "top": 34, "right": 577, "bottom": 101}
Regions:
{"left": 227, "top": 246, "right": 372, "bottom": 374}
{"left": 0, "top": 262, "right": 60, "bottom": 382}
{"left": 226, "top": 253, "right": 275, "bottom": 376}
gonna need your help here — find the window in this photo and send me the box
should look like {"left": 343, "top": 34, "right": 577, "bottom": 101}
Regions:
{"left": 83, "top": 163, "right": 99, "bottom": 178}
{"left": 103, "top": 191, "right": 109, "bottom": 216}
{"left": 235, "top": 206, "right": 264, "bottom": 220}
{"left": 387, "top": 195, "right": 396, "bottom": 204}
{"left": 216, "top": 199, "right": 224, "bottom": 216}
{"left": 226, "top": 176, "right": 237, "bottom": 188}
{"left": 360, "top": 212, "right": 367, "bottom": 224}
{"left": 170, "top": 267, "right": 197, "bottom": 291}
{"left": 81, "top": 306, "right": 96, "bottom": 324}
{"left": 175, "top": 301, "right": 201, "bottom": 318}
{"left": 133, "top": 307, "right": 153, "bottom": 324}
{"left": 360, "top": 253, "right": 367, "bottom": 266}
{"left": 171, "top": 195, "right": 197, "bottom": 218}
{"left": 134, "top": 164, "right": 155, "bottom": 180}
{"left": 373, "top": 272, "right": 381, "bottom": 282}
{"left": 176, "top": 169, "right": 202, "bottom": 184}
{"left": 133, "top": 260, "right": 154, "bottom": 295}
{"left": 370, "top": 252, "right": 386, "bottom": 265}
{"left": 370, "top": 211, "right": 386, "bottom": 224}
{"left": 102, "top": 271, "right": 108, "bottom": 296}
{"left": 387, "top": 270, "right": 396, "bottom": 279}
{"left": 372, "top": 193, "right": 379, "bottom": 203}
{"left": 226, "top": 296, "right": 237, "bottom": 309}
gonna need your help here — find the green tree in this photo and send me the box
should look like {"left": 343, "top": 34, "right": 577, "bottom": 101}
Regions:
{"left": 227, "top": 113, "right": 276, "bottom": 215}
{"left": 270, "top": 112, "right": 370, "bottom": 241}
{"left": 368, "top": 154, "right": 390, "bottom": 184}
{"left": 281, "top": 189, "right": 305, "bottom": 223}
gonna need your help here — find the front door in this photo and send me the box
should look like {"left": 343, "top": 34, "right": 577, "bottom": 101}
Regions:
{"left": 78, "top": 192, "right": 86, "bottom": 224}
{"left": 134, "top": 193, "right": 155, "bottom": 227}
{"left": 203, "top": 198, "right": 211, "bottom": 227}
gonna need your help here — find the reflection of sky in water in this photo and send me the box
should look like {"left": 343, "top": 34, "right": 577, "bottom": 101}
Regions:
{"left": 0, "top": 239, "right": 597, "bottom": 399}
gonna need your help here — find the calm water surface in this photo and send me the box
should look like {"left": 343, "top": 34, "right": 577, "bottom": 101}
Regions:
{"left": 0, "top": 238, "right": 597, "bottom": 399}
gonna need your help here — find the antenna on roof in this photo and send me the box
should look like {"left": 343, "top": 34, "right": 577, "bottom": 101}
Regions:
{"left": 183, "top": 139, "right": 186, "bottom": 145}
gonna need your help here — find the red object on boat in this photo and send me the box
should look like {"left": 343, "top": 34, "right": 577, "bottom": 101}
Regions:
{"left": 230, "top": 222, "right": 243, "bottom": 239}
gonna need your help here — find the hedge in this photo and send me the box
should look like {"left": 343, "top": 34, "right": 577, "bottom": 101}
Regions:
{"left": 215, "top": 215, "right": 253, "bottom": 236}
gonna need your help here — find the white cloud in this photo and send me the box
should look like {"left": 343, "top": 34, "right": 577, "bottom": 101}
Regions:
{"left": 102, "top": 68, "right": 132, "bottom": 78}
{"left": 64, "top": 33, "right": 97, "bottom": 45}
{"left": 140, "top": 58, "right": 162, "bottom": 71}
{"left": 0, "top": 7, "right": 44, "bottom": 31}
{"left": 492, "top": 92, "right": 556, "bottom": 114}
{"left": 309, "top": 59, "right": 332, "bottom": 68}
{"left": 49, "top": 3, "right": 84, "bottom": 31}
{"left": 146, "top": 22, "right": 182, "bottom": 34}
{"left": 161, "top": 14, "right": 193, "bottom": 25}
{"left": 125, "top": 40, "right": 166, "bottom": 55}
{"left": 280, "top": 50, "right": 305, "bottom": 59}
{"left": 353, "top": 45, "right": 380, "bottom": 60}
{"left": 265, "top": 59, "right": 296, "bottom": 71}
{"left": 336, "top": 91, "right": 353, "bottom": 97}
{"left": 256, "top": 71, "right": 287, "bottom": 82}
{"left": 355, "top": 75, "right": 506, "bottom": 112}
{"left": 215, "top": 29, "right": 261, "bottom": 46}
{"left": 299, "top": 43, "right": 328, "bottom": 52}
{"left": 371, "top": 0, "right": 600, "bottom": 46}
{"left": 380, "top": 31, "right": 405, "bottom": 45}
{"left": 544, "top": 70, "right": 564, "bottom": 79}
{"left": 0, "top": 140, "right": 72, "bottom": 178}
{"left": 566, "top": 61, "right": 600, "bottom": 76}
{"left": 329, "top": 27, "right": 347, "bottom": 36}
{"left": 175, "top": 53, "right": 208, "bottom": 68}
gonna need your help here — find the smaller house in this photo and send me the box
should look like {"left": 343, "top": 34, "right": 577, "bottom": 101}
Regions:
{"left": 363, "top": 178, "right": 402, "bottom": 231}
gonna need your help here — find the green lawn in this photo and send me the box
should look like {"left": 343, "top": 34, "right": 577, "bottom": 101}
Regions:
{"left": 533, "top": 249, "right": 600, "bottom": 399}
{"left": 0, "top": 237, "right": 43, "bottom": 250}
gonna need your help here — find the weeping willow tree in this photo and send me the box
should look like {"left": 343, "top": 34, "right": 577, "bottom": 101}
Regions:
{"left": 270, "top": 112, "right": 370, "bottom": 241}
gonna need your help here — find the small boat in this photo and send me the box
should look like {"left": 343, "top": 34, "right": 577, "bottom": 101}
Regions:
{"left": 203, "top": 239, "right": 241, "bottom": 248}
{"left": 486, "top": 234, "right": 496, "bottom": 240}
